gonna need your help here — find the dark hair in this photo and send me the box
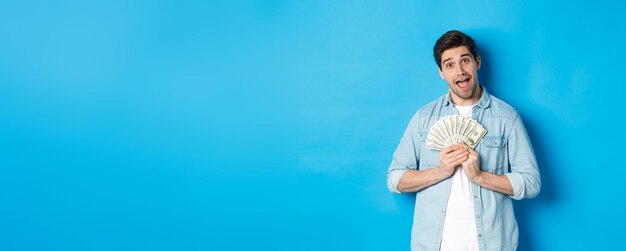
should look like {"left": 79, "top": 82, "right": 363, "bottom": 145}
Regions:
{"left": 433, "top": 30, "right": 478, "bottom": 69}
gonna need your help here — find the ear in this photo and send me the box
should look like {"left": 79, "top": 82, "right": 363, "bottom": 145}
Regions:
{"left": 476, "top": 55, "right": 481, "bottom": 70}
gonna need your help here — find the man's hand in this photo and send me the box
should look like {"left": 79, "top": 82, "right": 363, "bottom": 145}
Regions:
{"left": 438, "top": 144, "right": 469, "bottom": 179}
{"left": 461, "top": 146, "right": 482, "bottom": 183}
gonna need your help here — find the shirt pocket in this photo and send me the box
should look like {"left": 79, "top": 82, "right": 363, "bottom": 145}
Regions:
{"left": 479, "top": 135, "right": 508, "bottom": 174}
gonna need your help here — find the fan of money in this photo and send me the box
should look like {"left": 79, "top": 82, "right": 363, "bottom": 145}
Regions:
{"left": 426, "top": 115, "right": 487, "bottom": 151}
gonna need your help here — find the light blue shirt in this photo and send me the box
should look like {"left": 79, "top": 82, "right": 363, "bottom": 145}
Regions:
{"left": 387, "top": 86, "right": 541, "bottom": 251}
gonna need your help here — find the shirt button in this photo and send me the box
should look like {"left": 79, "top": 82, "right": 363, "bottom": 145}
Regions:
{"left": 478, "top": 234, "right": 482, "bottom": 238}
{"left": 474, "top": 195, "right": 477, "bottom": 198}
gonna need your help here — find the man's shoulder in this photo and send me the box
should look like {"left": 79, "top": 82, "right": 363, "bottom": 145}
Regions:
{"left": 402, "top": 95, "right": 446, "bottom": 131}
{"left": 414, "top": 95, "right": 446, "bottom": 118}
{"left": 486, "top": 94, "right": 520, "bottom": 120}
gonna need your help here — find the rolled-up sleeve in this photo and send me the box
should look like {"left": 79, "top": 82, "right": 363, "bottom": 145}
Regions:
{"left": 505, "top": 113, "right": 541, "bottom": 200}
{"left": 387, "top": 117, "right": 421, "bottom": 193}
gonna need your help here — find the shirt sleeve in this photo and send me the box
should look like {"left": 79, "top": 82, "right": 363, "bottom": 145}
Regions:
{"left": 504, "top": 113, "right": 541, "bottom": 200}
{"left": 387, "top": 116, "right": 421, "bottom": 193}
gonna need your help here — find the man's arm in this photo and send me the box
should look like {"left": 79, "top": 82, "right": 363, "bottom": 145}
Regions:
{"left": 460, "top": 147, "right": 514, "bottom": 195}
{"left": 397, "top": 144, "right": 468, "bottom": 193}
{"left": 387, "top": 116, "right": 421, "bottom": 193}
{"left": 397, "top": 169, "right": 446, "bottom": 193}
{"left": 475, "top": 172, "right": 513, "bottom": 195}
{"left": 504, "top": 113, "right": 541, "bottom": 199}
{"left": 387, "top": 116, "right": 469, "bottom": 193}
{"left": 461, "top": 113, "right": 541, "bottom": 199}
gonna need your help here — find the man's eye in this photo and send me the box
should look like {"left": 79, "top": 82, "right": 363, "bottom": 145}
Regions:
{"left": 462, "top": 58, "right": 469, "bottom": 63}
{"left": 446, "top": 63, "right": 453, "bottom": 68}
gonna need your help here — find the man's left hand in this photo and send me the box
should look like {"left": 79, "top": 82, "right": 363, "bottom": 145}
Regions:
{"left": 461, "top": 146, "right": 482, "bottom": 183}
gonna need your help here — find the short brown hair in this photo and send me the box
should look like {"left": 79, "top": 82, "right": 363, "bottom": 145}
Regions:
{"left": 433, "top": 30, "right": 478, "bottom": 69}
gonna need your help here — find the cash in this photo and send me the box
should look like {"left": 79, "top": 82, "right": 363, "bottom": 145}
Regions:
{"left": 425, "top": 115, "right": 487, "bottom": 151}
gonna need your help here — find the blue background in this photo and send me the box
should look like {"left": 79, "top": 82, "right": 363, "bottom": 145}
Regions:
{"left": 1, "top": 1, "right": 624, "bottom": 250}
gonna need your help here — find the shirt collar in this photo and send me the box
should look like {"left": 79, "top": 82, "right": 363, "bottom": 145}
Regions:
{"left": 443, "top": 85, "right": 491, "bottom": 109}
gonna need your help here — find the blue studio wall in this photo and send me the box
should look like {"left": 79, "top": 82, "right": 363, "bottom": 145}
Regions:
{"left": 1, "top": 1, "right": 625, "bottom": 250}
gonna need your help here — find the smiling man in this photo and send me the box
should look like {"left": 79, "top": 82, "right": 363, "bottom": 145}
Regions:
{"left": 386, "top": 30, "right": 541, "bottom": 250}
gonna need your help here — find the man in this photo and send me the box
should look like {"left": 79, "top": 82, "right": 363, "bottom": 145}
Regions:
{"left": 386, "top": 30, "right": 541, "bottom": 250}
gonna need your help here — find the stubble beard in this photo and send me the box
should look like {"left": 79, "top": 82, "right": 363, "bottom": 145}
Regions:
{"left": 450, "top": 81, "right": 477, "bottom": 100}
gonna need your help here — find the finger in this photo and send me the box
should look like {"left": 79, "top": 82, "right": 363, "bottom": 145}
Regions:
{"left": 467, "top": 150, "right": 479, "bottom": 159}
{"left": 441, "top": 154, "right": 465, "bottom": 166}
{"left": 444, "top": 145, "right": 468, "bottom": 155}
{"left": 459, "top": 143, "right": 471, "bottom": 151}
{"left": 440, "top": 149, "right": 464, "bottom": 160}
{"left": 449, "top": 143, "right": 467, "bottom": 151}
{"left": 441, "top": 145, "right": 461, "bottom": 154}
{"left": 450, "top": 157, "right": 468, "bottom": 167}
{"left": 447, "top": 153, "right": 469, "bottom": 164}
{"left": 466, "top": 147, "right": 478, "bottom": 155}
{"left": 445, "top": 148, "right": 469, "bottom": 159}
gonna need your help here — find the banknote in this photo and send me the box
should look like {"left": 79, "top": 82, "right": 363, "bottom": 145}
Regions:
{"left": 425, "top": 115, "right": 487, "bottom": 151}
{"left": 462, "top": 123, "right": 487, "bottom": 149}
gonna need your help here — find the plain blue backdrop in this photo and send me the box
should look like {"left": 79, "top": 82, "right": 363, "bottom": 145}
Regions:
{"left": 1, "top": 1, "right": 625, "bottom": 250}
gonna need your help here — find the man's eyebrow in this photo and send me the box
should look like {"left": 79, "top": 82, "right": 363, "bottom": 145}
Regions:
{"left": 442, "top": 53, "right": 473, "bottom": 65}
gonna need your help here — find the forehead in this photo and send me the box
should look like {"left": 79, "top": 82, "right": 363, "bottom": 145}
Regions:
{"left": 441, "top": 46, "right": 472, "bottom": 61}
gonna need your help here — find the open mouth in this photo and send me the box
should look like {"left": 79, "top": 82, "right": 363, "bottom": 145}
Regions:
{"left": 455, "top": 76, "right": 471, "bottom": 90}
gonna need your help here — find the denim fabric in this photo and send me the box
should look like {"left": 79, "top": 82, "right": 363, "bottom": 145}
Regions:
{"left": 387, "top": 86, "right": 541, "bottom": 251}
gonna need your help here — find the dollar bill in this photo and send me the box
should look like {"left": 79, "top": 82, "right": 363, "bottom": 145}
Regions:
{"left": 425, "top": 115, "right": 487, "bottom": 150}
{"left": 462, "top": 124, "right": 487, "bottom": 149}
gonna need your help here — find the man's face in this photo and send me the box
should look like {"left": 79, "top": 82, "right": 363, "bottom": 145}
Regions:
{"left": 438, "top": 46, "right": 482, "bottom": 105}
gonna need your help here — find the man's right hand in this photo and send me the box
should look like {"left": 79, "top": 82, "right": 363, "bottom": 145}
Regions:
{"left": 438, "top": 144, "right": 469, "bottom": 179}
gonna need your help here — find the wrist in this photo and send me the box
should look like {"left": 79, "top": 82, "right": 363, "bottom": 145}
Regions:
{"left": 437, "top": 167, "right": 445, "bottom": 180}
{"left": 472, "top": 171, "right": 484, "bottom": 184}
{"left": 436, "top": 166, "right": 452, "bottom": 180}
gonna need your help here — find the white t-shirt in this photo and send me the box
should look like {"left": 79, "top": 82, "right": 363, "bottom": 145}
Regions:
{"left": 440, "top": 104, "right": 479, "bottom": 251}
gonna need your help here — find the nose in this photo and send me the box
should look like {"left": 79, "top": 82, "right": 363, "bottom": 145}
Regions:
{"left": 456, "top": 64, "right": 466, "bottom": 76}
